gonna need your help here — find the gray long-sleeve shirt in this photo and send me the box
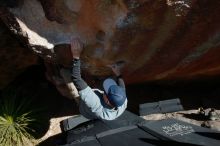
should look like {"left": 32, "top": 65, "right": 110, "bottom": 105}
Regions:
{"left": 71, "top": 59, "right": 127, "bottom": 120}
{"left": 78, "top": 86, "right": 127, "bottom": 120}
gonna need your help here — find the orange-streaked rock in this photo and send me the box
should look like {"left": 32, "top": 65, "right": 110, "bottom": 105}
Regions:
{"left": 0, "top": 0, "right": 220, "bottom": 87}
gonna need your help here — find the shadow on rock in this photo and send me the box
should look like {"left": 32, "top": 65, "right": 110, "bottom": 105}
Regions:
{"left": 181, "top": 113, "right": 209, "bottom": 121}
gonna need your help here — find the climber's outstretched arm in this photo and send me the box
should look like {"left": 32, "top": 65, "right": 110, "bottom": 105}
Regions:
{"left": 70, "top": 37, "right": 88, "bottom": 91}
{"left": 107, "top": 63, "right": 126, "bottom": 90}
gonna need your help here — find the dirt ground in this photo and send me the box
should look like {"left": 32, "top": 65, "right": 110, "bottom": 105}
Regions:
{"left": 2, "top": 65, "right": 220, "bottom": 146}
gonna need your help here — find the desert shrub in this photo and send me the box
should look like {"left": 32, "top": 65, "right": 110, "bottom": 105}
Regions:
{"left": 0, "top": 94, "right": 36, "bottom": 146}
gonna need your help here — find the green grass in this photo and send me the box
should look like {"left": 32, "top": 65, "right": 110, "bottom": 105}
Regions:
{"left": 0, "top": 93, "right": 36, "bottom": 146}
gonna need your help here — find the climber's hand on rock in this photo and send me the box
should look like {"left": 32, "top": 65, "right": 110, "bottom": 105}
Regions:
{"left": 70, "top": 37, "right": 83, "bottom": 59}
{"left": 107, "top": 64, "right": 121, "bottom": 76}
{"left": 107, "top": 61, "right": 125, "bottom": 76}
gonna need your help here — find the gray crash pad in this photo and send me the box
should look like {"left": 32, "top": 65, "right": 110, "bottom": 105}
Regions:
{"left": 59, "top": 110, "right": 220, "bottom": 146}
{"left": 140, "top": 118, "right": 220, "bottom": 146}
{"left": 61, "top": 110, "right": 146, "bottom": 145}
{"left": 96, "top": 125, "right": 158, "bottom": 146}
{"left": 139, "top": 98, "right": 183, "bottom": 116}
{"left": 62, "top": 125, "right": 160, "bottom": 146}
{"left": 61, "top": 115, "right": 90, "bottom": 132}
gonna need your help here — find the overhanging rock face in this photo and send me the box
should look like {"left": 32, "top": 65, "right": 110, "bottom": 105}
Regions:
{"left": 0, "top": 0, "right": 220, "bottom": 87}
{"left": 0, "top": 20, "right": 38, "bottom": 88}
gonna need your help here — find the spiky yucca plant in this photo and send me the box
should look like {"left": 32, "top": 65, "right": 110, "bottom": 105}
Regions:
{"left": 0, "top": 96, "right": 35, "bottom": 146}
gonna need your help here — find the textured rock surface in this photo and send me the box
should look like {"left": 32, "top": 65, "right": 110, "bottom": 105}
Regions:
{"left": 0, "top": 0, "right": 220, "bottom": 89}
{"left": 0, "top": 21, "right": 38, "bottom": 88}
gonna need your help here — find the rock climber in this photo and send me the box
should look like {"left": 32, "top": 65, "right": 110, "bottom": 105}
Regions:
{"left": 69, "top": 37, "right": 127, "bottom": 120}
